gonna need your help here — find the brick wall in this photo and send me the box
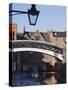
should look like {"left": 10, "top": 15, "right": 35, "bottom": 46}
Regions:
{"left": 9, "top": 23, "right": 17, "bottom": 40}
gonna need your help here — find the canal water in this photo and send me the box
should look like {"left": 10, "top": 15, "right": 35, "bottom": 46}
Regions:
{"left": 12, "top": 71, "right": 66, "bottom": 86}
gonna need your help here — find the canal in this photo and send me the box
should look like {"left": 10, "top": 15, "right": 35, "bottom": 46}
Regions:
{"left": 12, "top": 64, "right": 66, "bottom": 86}
{"left": 12, "top": 51, "right": 66, "bottom": 86}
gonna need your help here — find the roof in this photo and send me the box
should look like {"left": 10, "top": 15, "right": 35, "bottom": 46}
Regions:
{"left": 17, "top": 31, "right": 66, "bottom": 43}
{"left": 41, "top": 32, "right": 51, "bottom": 42}
{"left": 53, "top": 32, "right": 66, "bottom": 37}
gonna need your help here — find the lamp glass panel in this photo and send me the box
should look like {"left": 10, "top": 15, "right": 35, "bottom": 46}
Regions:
{"left": 29, "top": 14, "right": 37, "bottom": 25}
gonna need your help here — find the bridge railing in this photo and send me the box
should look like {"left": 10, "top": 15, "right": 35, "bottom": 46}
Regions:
{"left": 9, "top": 40, "right": 63, "bottom": 54}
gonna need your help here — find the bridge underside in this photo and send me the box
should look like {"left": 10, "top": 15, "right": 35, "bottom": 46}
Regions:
{"left": 10, "top": 47, "right": 63, "bottom": 61}
{"left": 11, "top": 51, "right": 62, "bottom": 67}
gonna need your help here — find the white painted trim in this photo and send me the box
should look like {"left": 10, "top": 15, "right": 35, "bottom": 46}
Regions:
{"left": 9, "top": 47, "right": 63, "bottom": 61}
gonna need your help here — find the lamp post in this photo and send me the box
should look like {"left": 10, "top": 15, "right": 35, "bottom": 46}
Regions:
{"left": 9, "top": 4, "right": 40, "bottom": 25}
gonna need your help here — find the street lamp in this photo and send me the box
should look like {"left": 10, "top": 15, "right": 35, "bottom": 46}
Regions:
{"left": 28, "top": 4, "right": 39, "bottom": 25}
{"left": 9, "top": 4, "right": 40, "bottom": 25}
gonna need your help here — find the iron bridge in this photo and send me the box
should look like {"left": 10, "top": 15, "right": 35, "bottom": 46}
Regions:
{"left": 9, "top": 40, "right": 63, "bottom": 61}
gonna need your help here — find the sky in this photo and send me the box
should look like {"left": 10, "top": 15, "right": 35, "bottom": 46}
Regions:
{"left": 9, "top": 3, "right": 66, "bottom": 32}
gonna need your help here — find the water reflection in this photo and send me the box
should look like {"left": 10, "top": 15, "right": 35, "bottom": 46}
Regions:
{"left": 28, "top": 72, "right": 58, "bottom": 84}
{"left": 40, "top": 72, "right": 58, "bottom": 84}
{"left": 27, "top": 71, "right": 66, "bottom": 84}
{"left": 42, "top": 75, "right": 57, "bottom": 84}
{"left": 12, "top": 71, "right": 66, "bottom": 86}
{"left": 12, "top": 63, "right": 66, "bottom": 86}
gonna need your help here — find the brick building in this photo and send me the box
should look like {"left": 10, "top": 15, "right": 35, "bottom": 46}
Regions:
{"left": 9, "top": 23, "right": 17, "bottom": 40}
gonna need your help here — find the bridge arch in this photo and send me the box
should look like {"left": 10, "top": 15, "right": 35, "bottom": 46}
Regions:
{"left": 9, "top": 40, "right": 63, "bottom": 61}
